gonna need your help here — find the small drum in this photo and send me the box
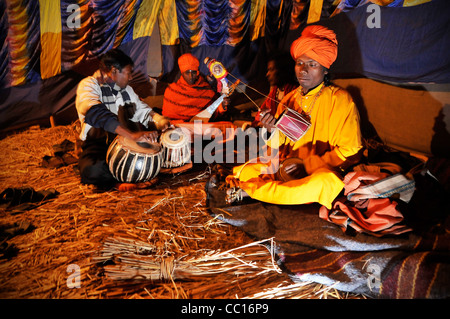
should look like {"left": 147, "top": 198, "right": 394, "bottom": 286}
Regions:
{"left": 276, "top": 157, "right": 307, "bottom": 182}
{"left": 275, "top": 108, "right": 311, "bottom": 142}
{"left": 160, "top": 127, "right": 191, "bottom": 168}
{"left": 106, "top": 136, "right": 162, "bottom": 183}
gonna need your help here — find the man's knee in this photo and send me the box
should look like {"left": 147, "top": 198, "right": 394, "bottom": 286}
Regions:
{"left": 80, "top": 160, "right": 116, "bottom": 186}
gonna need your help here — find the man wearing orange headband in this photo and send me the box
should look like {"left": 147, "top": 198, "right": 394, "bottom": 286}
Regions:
{"left": 225, "top": 25, "right": 363, "bottom": 209}
{"left": 162, "top": 53, "right": 228, "bottom": 121}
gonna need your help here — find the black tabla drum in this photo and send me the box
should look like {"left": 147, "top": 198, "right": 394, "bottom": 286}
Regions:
{"left": 106, "top": 136, "right": 162, "bottom": 183}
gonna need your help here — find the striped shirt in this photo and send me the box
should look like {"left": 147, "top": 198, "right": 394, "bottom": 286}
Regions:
{"left": 76, "top": 70, "right": 154, "bottom": 140}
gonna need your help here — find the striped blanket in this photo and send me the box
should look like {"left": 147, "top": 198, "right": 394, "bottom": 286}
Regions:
{"left": 206, "top": 164, "right": 450, "bottom": 298}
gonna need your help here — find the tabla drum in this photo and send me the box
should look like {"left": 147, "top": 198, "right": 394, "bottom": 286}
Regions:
{"left": 160, "top": 127, "right": 191, "bottom": 168}
{"left": 106, "top": 136, "right": 162, "bottom": 183}
{"left": 275, "top": 108, "right": 311, "bottom": 142}
{"left": 276, "top": 157, "right": 307, "bottom": 182}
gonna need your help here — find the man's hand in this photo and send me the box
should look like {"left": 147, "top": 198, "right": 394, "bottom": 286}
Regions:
{"left": 222, "top": 97, "right": 231, "bottom": 110}
{"left": 260, "top": 111, "right": 277, "bottom": 132}
{"left": 151, "top": 112, "right": 171, "bottom": 132}
{"left": 283, "top": 161, "right": 307, "bottom": 179}
{"left": 133, "top": 131, "right": 158, "bottom": 144}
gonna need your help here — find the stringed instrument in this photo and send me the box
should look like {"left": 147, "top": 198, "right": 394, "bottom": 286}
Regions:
{"left": 190, "top": 79, "right": 240, "bottom": 123}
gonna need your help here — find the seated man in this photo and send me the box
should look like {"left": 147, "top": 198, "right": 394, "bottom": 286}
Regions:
{"left": 76, "top": 48, "right": 169, "bottom": 191}
{"left": 225, "top": 25, "right": 363, "bottom": 209}
{"left": 162, "top": 53, "right": 229, "bottom": 122}
{"left": 252, "top": 51, "right": 298, "bottom": 126}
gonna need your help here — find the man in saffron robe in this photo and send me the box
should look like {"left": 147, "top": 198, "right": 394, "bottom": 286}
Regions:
{"left": 162, "top": 53, "right": 228, "bottom": 121}
{"left": 225, "top": 25, "right": 363, "bottom": 209}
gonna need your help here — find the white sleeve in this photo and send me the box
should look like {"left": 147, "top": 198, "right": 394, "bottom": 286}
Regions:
{"left": 125, "top": 85, "right": 154, "bottom": 126}
{"left": 75, "top": 76, "right": 103, "bottom": 140}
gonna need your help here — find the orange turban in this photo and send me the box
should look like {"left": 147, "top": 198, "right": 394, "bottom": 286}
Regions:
{"left": 178, "top": 53, "right": 200, "bottom": 73}
{"left": 290, "top": 25, "right": 338, "bottom": 69}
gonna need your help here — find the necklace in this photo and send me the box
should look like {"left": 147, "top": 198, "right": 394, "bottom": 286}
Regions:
{"left": 299, "top": 85, "right": 324, "bottom": 119}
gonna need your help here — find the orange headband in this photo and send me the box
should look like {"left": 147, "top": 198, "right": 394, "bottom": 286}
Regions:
{"left": 290, "top": 25, "right": 338, "bottom": 69}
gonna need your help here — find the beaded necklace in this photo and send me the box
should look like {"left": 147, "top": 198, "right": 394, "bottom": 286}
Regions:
{"left": 299, "top": 84, "right": 324, "bottom": 120}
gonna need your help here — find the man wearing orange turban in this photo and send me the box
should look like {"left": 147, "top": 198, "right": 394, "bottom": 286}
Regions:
{"left": 162, "top": 53, "right": 227, "bottom": 121}
{"left": 290, "top": 25, "right": 338, "bottom": 69}
{"left": 225, "top": 25, "right": 363, "bottom": 210}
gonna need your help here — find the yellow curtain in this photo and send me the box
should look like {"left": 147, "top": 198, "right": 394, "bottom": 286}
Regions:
{"left": 402, "top": 0, "right": 432, "bottom": 7}
{"left": 133, "top": 0, "right": 162, "bottom": 39}
{"left": 39, "top": 0, "right": 61, "bottom": 79}
{"left": 307, "top": 0, "right": 324, "bottom": 24}
{"left": 250, "top": 0, "right": 267, "bottom": 41}
{"left": 158, "top": 0, "right": 179, "bottom": 45}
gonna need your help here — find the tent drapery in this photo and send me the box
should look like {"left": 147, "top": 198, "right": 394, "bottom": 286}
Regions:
{"left": 1, "top": 0, "right": 446, "bottom": 89}
{"left": 1, "top": 0, "right": 448, "bottom": 130}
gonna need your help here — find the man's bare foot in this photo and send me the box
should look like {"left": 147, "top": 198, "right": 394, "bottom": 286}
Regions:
{"left": 115, "top": 178, "right": 159, "bottom": 192}
{"left": 116, "top": 183, "right": 137, "bottom": 192}
{"left": 225, "top": 187, "right": 249, "bottom": 204}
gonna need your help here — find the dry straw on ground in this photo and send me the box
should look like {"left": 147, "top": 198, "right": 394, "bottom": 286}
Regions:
{"left": 0, "top": 123, "right": 362, "bottom": 299}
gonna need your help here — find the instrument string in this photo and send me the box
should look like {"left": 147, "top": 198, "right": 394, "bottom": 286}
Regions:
{"left": 227, "top": 72, "right": 290, "bottom": 113}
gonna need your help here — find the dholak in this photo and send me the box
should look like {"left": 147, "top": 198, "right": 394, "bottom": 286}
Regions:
{"left": 276, "top": 157, "right": 307, "bottom": 182}
{"left": 106, "top": 136, "right": 162, "bottom": 183}
{"left": 160, "top": 127, "right": 191, "bottom": 168}
{"left": 275, "top": 108, "right": 311, "bottom": 142}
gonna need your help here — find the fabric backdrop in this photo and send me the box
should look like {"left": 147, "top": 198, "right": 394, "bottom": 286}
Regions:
{"left": 1, "top": 0, "right": 448, "bottom": 130}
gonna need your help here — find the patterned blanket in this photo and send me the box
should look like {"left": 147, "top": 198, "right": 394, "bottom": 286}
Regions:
{"left": 206, "top": 162, "right": 450, "bottom": 298}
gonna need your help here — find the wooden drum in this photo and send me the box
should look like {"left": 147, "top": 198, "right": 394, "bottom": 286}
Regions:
{"left": 276, "top": 157, "right": 307, "bottom": 182}
{"left": 106, "top": 136, "right": 162, "bottom": 183}
{"left": 160, "top": 127, "right": 191, "bottom": 168}
{"left": 275, "top": 108, "right": 311, "bottom": 142}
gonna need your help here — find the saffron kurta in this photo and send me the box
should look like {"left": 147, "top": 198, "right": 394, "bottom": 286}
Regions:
{"left": 226, "top": 82, "right": 363, "bottom": 209}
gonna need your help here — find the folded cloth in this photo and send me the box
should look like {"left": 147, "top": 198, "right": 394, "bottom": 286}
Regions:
{"left": 319, "top": 198, "right": 413, "bottom": 237}
{"left": 318, "top": 171, "right": 416, "bottom": 237}
{"left": 344, "top": 172, "right": 416, "bottom": 203}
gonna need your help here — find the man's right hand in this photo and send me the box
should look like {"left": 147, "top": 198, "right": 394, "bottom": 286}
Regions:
{"left": 132, "top": 131, "right": 158, "bottom": 144}
{"left": 259, "top": 111, "right": 277, "bottom": 132}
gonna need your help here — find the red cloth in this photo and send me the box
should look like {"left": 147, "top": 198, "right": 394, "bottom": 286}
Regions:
{"left": 290, "top": 25, "right": 338, "bottom": 69}
{"left": 162, "top": 75, "right": 223, "bottom": 121}
{"left": 319, "top": 198, "right": 411, "bottom": 236}
{"left": 319, "top": 171, "right": 413, "bottom": 237}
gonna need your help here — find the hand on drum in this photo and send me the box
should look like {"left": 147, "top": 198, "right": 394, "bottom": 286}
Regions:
{"left": 155, "top": 116, "right": 172, "bottom": 132}
{"left": 259, "top": 111, "right": 277, "bottom": 132}
{"left": 283, "top": 161, "right": 307, "bottom": 180}
{"left": 133, "top": 131, "right": 159, "bottom": 144}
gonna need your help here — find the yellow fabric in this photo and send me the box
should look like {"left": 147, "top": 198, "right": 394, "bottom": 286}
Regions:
{"left": 158, "top": 0, "right": 179, "bottom": 45}
{"left": 133, "top": 0, "right": 163, "bottom": 39}
{"left": 369, "top": 0, "right": 396, "bottom": 5}
{"left": 7, "top": 0, "right": 29, "bottom": 86}
{"left": 39, "top": 0, "right": 61, "bottom": 79}
{"left": 307, "top": 0, "right": 324, "bottom": 24}
{"left": 402, "top": 0, "right": 432, "bottom": 7}
{"left": 227, "top": 83, "right": 363, "bottom": 209}
{"left": 249, "top": 0, "right": 266, "bottom": 41}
